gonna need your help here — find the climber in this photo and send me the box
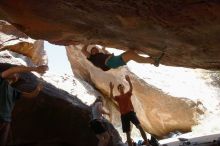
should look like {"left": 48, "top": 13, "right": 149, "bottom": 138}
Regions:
{"left": 90, "top": 97, "right": 111, "bottom": 146}
{"left": 81, "top": 44, "right": 165, "bottom": 71}
{"left": 0, "top": 65, "right": 48, "bottom": 146}
{"left": 109, "top": 75, "right": 151, "bottom": 146}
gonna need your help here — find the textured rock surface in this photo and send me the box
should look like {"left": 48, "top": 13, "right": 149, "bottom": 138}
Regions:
{"left": 66, "top": 45, "right": 204, "bottom": 137}
{"left": 0, "top": 21, "right": 47, "bottom": 65}
{"left": 0, "top": 56, "right": 122, "bottom": 146}
{"left": 0, "top": 0, "right": 220, "bottom": 69}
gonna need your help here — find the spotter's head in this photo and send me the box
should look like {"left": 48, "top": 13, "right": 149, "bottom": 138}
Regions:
{"left": 117, "top": 84, "right": 125, "bottom": 94}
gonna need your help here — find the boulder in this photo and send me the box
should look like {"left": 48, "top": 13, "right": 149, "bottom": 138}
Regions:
{"left": 0, "top": 20, "right": 47, "bottom": 65}
{"left": 66, "top": 45, "right": 204, "bottom": 137}
{"left": 0, "top": 57, "right": 122, "bottom": 146}
{"left": 0, "top": 1, "right": 220, "bottom": 69}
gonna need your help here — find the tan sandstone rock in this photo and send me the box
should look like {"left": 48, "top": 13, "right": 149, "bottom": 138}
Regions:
{"left": 0, "top": 1, "right": 220, "bottom": 69}
{"left": 0, "top": 20, "right": 47, "bottom": 65}
{"left": 66, "top": 45, "right": 203, "bottom": 137}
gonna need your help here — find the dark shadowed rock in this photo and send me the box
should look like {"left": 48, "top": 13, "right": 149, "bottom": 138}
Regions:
{"left": 0, "top": 0, "right": 220, "bottom": 69}
{"left": 0, "top": 62, "right": 122, "bottom": 146}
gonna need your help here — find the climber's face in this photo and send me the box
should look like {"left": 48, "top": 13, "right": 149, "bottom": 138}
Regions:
{"left": 117, "top": 84, "right": 124, "bottom": 94}
{"left": 91, "top": 47, "right": 99, "bottom": 55}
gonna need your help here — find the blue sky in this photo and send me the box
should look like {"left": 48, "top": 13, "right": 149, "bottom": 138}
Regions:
{"left": 44, "top": 41, "right": 72, "bottom": 74}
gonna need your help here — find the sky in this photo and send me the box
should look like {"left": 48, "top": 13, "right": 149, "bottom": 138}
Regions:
{"left": 44, "top": 41, "right": 72, "bottom": 75}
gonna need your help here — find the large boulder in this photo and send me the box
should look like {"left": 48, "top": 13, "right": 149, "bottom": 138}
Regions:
{"left": 0, "top": 56, "right": 122, "bottom": 146}
{"left": 0, "top": 0, "right": 220, "bottom": 69}
{"left": 66, "top": 45, "right": 204, "bottom": 137}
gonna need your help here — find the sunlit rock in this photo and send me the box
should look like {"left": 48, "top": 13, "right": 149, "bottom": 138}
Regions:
{"left": 66, "top": 45, "right": 204, "bottom": 137}
{"left": 0, "top": 20, "right": 47, "bottom": 65}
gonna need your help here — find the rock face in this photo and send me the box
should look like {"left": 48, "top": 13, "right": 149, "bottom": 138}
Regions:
{"left": 66, "top": 45, "right": 204, "bottom": 137}
{"left": 1, "top": 0, "right": 220, "bottom": 69}
{"left": 0, "top": 20, "right": 47, "bottom": 65}
{"left": 0, "top": 57, "right": 122, "bottom": 146}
